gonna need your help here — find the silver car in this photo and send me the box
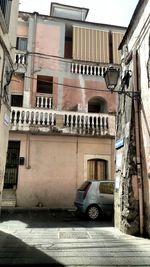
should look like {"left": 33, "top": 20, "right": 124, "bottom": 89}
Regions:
{"left": 74, "top": 180, "right": 114, "bottom": 220}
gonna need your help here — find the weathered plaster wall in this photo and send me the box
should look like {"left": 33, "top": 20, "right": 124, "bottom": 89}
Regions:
{"left": 9, "top": 132, "right": 115, "bottom": 208}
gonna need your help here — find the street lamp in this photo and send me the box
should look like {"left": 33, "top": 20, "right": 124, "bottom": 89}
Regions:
{"left": 103, "top": 66, "right": 141, "bottom": 101}
{"left": 103, "top": 67, "right": 120, "bottom": 91}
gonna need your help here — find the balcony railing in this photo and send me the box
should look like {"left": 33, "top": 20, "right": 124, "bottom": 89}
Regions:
{"left": 10, "top": 107, "right": 115, "bottom": 136}
{"left": 71, "top": 63, "right": 108, "bottom": 77}
{"left": 14, "top": 52, "right": 27, "bottom": 73}
{"left": 71, "top": 62, "right": 120, "bottom": 78}
{"left": 36, "top": 95, "right": 53, "bottom": 109}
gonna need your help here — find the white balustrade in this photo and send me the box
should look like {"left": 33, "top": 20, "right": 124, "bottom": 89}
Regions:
{"left": 10, "top": 107, "right": 115, "bottom": 136}
{"left": 36, "top": 96, "right": 53, "bottom": 109}
{"left": 71, "top": 63, "right": 110, "bottom": 77}
{"left": 15, "top": 52, "right": 26, "bottom": 64}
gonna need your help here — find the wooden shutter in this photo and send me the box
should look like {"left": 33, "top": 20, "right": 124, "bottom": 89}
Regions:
{"left": 73, "top": 26, "right": 109, "bottom": 63}
{"left": 112, "top": 32, "right": 124, "bottom": 64}
{"left": 87, "top": 159, "right": 107, "bottom": 180}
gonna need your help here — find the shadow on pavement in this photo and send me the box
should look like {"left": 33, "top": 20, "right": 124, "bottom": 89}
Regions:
{"left": 0, "top": 230, "right": 64, "bottom": 266}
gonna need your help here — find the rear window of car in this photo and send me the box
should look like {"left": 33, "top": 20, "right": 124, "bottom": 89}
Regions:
{"left": 78, "top": 181, "right": 91, "bottom": 191}
{"left": 99, "top": 182, "right": 114, "bottom": 194}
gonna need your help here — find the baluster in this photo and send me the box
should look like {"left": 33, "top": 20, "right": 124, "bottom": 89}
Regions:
{"left": 45, "top": 97, "right": 48, "bottom": 109}
{"left": 51, "top": 113, "right": 55, "bottom": 126}
{"left": 79, "top": 115, "right": 82, "bottom": 134}
{"left": 13, "top": 111, "right": 17, "bottom": 126}
{"left": 42, "top": 112, "right": 45, "bottom": 125}
{"left": 36, "top": 96, "right": 40, "bottom": 108}
{"left": 41, "top": 97, "right": 44, "bottom": 108}
{"left": 37, "top": 112, "right": 41, "bottom": 125}
{"left": 70, "top": 115, "right": 73, "bottom": 128}
{"left": 74, "top": 114, "right": 77, "bottom": 127}
{"left": 27, "top": 111, "right": 31, "bottom": 125}
{"left": 104, "top": 117, "right": 107, "bottom": 134}
{"left": 82, "top": 116, "right": 85, "bottom": 129}
{"left": 102, "top": 117, "right": 105, "bottom": 135}
{"left": 49, "top": 97, "right": 52, "bottom": 109}
{"left": 10, "top": 111, "right": 13, "bottom": 124}
{"left": 79, "top": 64, "right": 81, "bottom": 74}
{"left": 101, "top": 66, "right": 103, "bottom": 76}
{"left": 90, "top": 65, "right": 93, "bottom": 75}
{"left": 45, "top": 113, "right": 48, "bottom": 125}
{"left": 94, "top": 66, "right": 97, "bottom": 76}
{"left": 71, "top": 63, "right": 74, "bottom": 73}
{"left": 75, "top": 64, "right": 78, "bottom": 74}
{"left": 87, "top": 116, "right": 90, "bottom": 133}
{"left": 97, "top": 66, "right": 100, "bottom": 76}
{"left": 82, "top": 65, "right": 85, "bottom": 75}
{"left": 17, "top": 111, "right": 22, "bottom": 128}
{"left": 66, "top": 114, "right": 69, "bottom": 127}
{"left": 86, "top": 65, "right": 89, "bottom": 75}
{"left": 32, "top": 111, "right": 36, "bottom": 125}
{"left": 95, "top": 116, "right": 98, "bottom": 134}
{"left": 39, "top": 112, "right": 43, "bottom": 125}
{"left": 91, "top": 116, "right": 94, "bottom": 133}
{"left": 22, "top": 54, "right": 25, "bottom": 64}
{"left": 100, "top": 117, "right": 103, "bottom": 131}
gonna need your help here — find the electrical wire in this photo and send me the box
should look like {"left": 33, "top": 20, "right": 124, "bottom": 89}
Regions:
{"left": 12, "top": 74, "right": 113, "bottom": 94}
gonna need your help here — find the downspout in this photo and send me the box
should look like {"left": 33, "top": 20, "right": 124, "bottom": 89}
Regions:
{"left": 133, "top": 50, "right": 144, "bottom": 236}
{"left": 25, "top": 133, "right": 31, "bottom": 169}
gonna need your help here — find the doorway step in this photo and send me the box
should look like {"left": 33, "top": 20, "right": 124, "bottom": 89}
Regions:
{"left": 1, "top": 189, "right": 16, "bottom": 207}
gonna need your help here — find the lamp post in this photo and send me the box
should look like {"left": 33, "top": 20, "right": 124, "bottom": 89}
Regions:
{"left": 104, "top": 66, "right": 143, "bottom": 236}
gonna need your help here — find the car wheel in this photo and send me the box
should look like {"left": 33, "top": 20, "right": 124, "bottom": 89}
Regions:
{"left": 87, "top": 205, "right": 100, "bottom": 220}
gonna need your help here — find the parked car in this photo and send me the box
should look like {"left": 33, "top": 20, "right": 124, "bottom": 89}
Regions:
{"left": 74, "top": 180, "right": 114, "bottom": 220}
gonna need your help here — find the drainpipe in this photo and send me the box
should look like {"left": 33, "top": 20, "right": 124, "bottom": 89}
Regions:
{"left": 133, "top": 50, "right": 144, "bottom": 236}
{"left": 25, "top": 133, "right": 31, "bottom": 169}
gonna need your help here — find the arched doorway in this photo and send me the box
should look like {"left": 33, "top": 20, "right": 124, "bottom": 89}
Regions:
{"left": 88, "top": 97, "right": 107, "bottom": 113}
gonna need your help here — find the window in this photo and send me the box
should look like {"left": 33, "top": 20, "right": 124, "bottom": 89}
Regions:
{"left": 78, "top": 181, "right": 91, "bottom": 191}
{"left": 37, "top": 75, "right": 53, "bottom": 94}
{"left": 0, "top": 0, "right": 12, "bottom": 32}
{"left": 99, "top": 182, "right": 114, "bottom": 194}
{"left": 11, "top": 95, "right": 23, "bottom": 107}
{"left": 16, "top": 37, "right": 27, "bottom": 51}
{"left": 87, "top": 159, "right": 107, "bottom": 180}
{"left": 64, "top": 24, "right": 73, "bottom": 59}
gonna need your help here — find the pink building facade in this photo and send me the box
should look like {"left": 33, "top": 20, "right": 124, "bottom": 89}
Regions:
{"left": 2, "top": 4, "right": 125, "bottom": 208}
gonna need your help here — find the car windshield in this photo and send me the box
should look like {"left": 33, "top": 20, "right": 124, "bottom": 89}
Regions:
{"left": 78, "top": 181, "right": 91, "bottom": 191}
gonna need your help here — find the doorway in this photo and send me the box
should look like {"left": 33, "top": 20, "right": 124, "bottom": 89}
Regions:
{"left": 4, "top": 141, "right": 20, "bottom": 189}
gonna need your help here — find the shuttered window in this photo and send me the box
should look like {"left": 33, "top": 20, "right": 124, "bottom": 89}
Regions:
{"left": 73, "top": 26, "right": 109, "bottom": 63}
{"left": 87, "top": 159, "right": 107, "bottom": 180}
{"left": 112, "top": 32, "right": 124, "bottom": 64}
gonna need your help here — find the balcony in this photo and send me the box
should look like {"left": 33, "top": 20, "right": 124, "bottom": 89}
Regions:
{"left": 10, "top": 107, "right": 115, "bottom": 137}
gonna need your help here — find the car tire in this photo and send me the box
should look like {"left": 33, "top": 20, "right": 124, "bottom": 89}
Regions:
{"left": 86, "top": 205, "right": 101, "bottom": 220}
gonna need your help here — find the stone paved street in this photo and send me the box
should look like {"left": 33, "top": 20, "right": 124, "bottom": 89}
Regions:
{"left": 0, "top": 209, "right": 150, "bottom": 266}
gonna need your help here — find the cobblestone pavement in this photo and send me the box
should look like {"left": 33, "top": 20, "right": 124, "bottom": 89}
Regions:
{"left": 0, "top": 209, "right": 150, "bottom": 266}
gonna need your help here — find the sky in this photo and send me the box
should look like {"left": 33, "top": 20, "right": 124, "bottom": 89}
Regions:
{"left": 19, "top": 0, "right": 139, "bottom": 27}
